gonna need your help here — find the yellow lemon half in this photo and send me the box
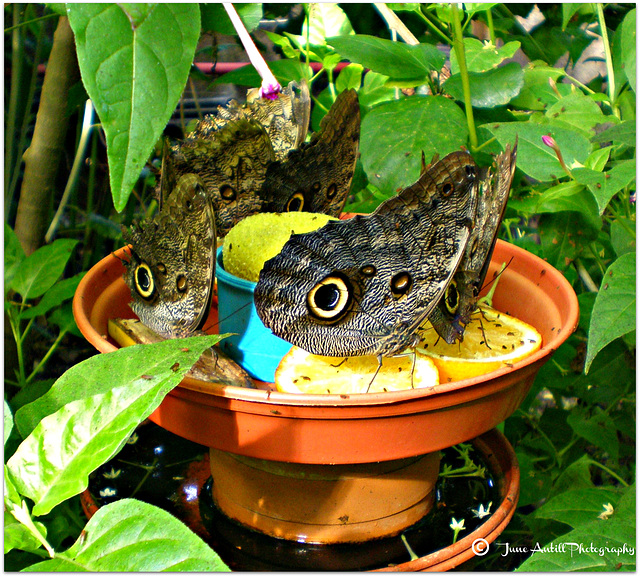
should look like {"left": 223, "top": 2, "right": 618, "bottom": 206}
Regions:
{"left": 275, "top": 347, "right": 439, "bottom": 395}
{"left": 417, "top": 306, "right": 542, "bottom": 384}
{"left": 223, "top": 212, "right": 337, "bottom": 282}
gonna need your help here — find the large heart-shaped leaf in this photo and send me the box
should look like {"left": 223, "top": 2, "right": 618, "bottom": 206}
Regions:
{"left": 444, "top": 62, "right": 524, "bottom": 107}
{"left": 484, "top": 121, "right": 591, "bottom": 182}
{"left": 573, "top": 159, "right": 636, "bottom": 214}
{"left": 361, "top": 96, "right": 468, "bottom": 194}
{"left": 585, "top": 252, "right": 636, "bottom": 372}
{"left": 23, "top": 499, "right": 228, "bottom": 571}
{"left": 8, "top": 335, "right": 223, "bottom": 516}
{"left": 67, "top": 4, "right": 201, "bottom": 211}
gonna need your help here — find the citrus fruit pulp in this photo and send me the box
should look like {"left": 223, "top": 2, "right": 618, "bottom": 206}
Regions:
{"left": 417, "top": 305, "right": 542, "bottom": 384}
{"left": 275, "top": 348, "right": 439, "bottom": 395}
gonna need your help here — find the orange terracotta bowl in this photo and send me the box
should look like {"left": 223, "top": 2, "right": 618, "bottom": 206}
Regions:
{"left": 73, "top": 239, "right": 578, "bottom": 464}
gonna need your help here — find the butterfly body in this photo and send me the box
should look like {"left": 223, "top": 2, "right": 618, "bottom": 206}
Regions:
{"left": 255, "top": 150, "right": 480, "bottom": 358}
{"left": 430, "top": 140, "right": 518, "bottom": 343}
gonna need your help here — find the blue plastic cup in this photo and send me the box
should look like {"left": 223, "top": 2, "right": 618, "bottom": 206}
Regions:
{"left": 215, "top": 247, "right": 293, "bottom": 382}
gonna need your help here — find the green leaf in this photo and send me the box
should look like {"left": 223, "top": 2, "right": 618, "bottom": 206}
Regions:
{"left": 360, "top": 96, "right": 468, "bottom": 194}
{"left": 510, "top": 62, "right": 571, "bottom": 111}
{"left": 517, "top": 484, "right": 636, "bottom": 571}
{"left": 592, "top": 120, "right": 636, "bottom": 147}
{"left": 567, "top": 408, "right": 620, "bottom": 461}
{"left": 450, "top": 38, "right": 520, "bottom": 74}
{"left": 620, "top": 9, "right": 636, "bottom": 91}
{"left": 336, "top": 63, "right": 364, "bottom": 92}
{"left": 48, "top": 302, "right": 83, "bottom": 338}
{"left": 4, "top": 510, "right": 48, "bottom": 555}
{"left": 535, "top": 487, "right": 622, "bottom": 529}
{"left": 304, "top": 3, "right": 354, "bottom": 45}
{"left": 610, "top": 216, "right": 636, "bottom": 258}
{"left": 484, "top": 121, "right": 591, "bottom": 182}
{"left": 214, "top": 59, "right": 313, "bottom": 87}
{"left": 201, "top": 3, "right": 263, "bottom": 35}
{"left": 4, "top": 401, "right": 13, "bottom": 447}
{"left": 358, "top": 71, "right": 396, "bottom": 109}
{"left": 24, "top": 499, "right": 229, "bottom": 571}
{"left": 585, "top": 252, "right": 636, "bottom": 372}
{"left": 551, "top": 455, "right": 595, "bottom": 496}
{"left": 10, "top": 239, "right": 78, "bottom": 301}
{"left": 327, "top": 35, "right": 445, "bottom": 79}
{"left": 538, "top": 212, "right": 598, "bottom": 271}
{"left": 585, "top": 145, "right": 612, "bottom": 172}
{"left": 545, "top": 93, "right": 611, "bottom": 139}
{"left": 19, "top": 273, "right": 85, "bottom": 320}
{"left": 4, "top": 224, "right": 25, "bottom": 294}
{"left": 8, "top": 335, "right": 222, "bottom": 515}
{"left": 67, "top": 4, "right": 201, "bottom": 211}
{"left": 444, "top": 62, "right": 524, "bottom": 108}
{"left": 573, "top": 160, "right": 636, "bottom": 214}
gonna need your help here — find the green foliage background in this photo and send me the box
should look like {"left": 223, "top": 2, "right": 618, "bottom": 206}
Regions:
{"left": 4, "top": 3, "right": 635, "bottom": 571}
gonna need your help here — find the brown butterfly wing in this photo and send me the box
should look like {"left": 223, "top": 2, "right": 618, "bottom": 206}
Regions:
{"left": 122, "top": 174, "right": 216, "bottom": 338}
{"left": 260, "top": 89, "right": 360, "bottom": 218}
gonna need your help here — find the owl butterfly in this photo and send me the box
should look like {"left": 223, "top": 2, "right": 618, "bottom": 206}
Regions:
{"left": 166, "top": 87, "right": 360, "bottom": 236}
{"left": 122, "top": 174, "right": 216, "bottom": 338}
{"left": 254, "top": 150, "right": 480, "bottom": 358}
{"left": 429, "top": 139, "right": 518, "bottom": 344}
{"left": 184, "top": 80, "right": 311, "bottom": 162}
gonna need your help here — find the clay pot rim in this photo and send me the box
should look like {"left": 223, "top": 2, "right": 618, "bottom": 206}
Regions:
{"left": 381, "top": 427, "right": 519, "bottom": 572}
{"left": 74, "top": 239, "right": 579, "bottom": 410}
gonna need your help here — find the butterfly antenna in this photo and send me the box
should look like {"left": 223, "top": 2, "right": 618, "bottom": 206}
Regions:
{"left": 202, "top": 300, "right": 253, "bottom": 333}
{"left": 366, "top": 355, "right": 384, "bottom": 393}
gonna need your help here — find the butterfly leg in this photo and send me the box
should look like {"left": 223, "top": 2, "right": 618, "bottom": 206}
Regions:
{"left": 366, "top": 354, "right": 384, "bottom": 393}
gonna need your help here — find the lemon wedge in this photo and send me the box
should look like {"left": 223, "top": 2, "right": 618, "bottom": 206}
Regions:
{"left": 275, "top": 347, "right": 439, "bottom": 395}
{"left": 417, "top": 305, "right": 542, "bottom": 383}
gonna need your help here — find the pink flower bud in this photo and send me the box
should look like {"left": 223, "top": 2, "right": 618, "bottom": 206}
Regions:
{"left": 542, "top": 134, "right": 556, "bottom": 148}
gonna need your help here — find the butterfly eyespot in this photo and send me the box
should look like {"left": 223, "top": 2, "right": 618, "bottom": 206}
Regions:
{"left": 286, "top": 193, "right": 305, "bottom": 212}
{"left": 311, "top": 182, "right": 322, "bottom": 193}
{"left": 326, "top": 183, "right": 338, "bottom": 199}
{"left": 360, "top": 264, "right": 377, "bottom": 277}
{"left": 442, "top": 182, "right": 454, "bottom": 196}
{"left": 307, "top": 274, "right": 352, "bottom": 321}
{"left": 220, "top": 185, "right": 236, "bottom": 201}
{"left": 391, "top": 271, "right": 412, "bottom": 298}
{"left": 445, "top": 281, "right": 459, "bottom": 314}
{"left": 156, "top": 263, "right": 166, "bottom": 274}
{"left": 185, "top": 199, "right": 194, "bottom": 210}
{"left": 465, "top": 164, "right": 477, "bottom": 178}
{"left": 176, "top": 275, "right": 187, "bottom": 293}
{"left": 134, "top": 264, "right": 155, "bottom": 299}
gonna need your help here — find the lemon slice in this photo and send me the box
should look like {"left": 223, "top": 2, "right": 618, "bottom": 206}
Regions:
{"left": 275, "top": 348, "right": 439, "bottom": 395}
{"left": 417, "top": 306, "right": 542, "bottom": 383}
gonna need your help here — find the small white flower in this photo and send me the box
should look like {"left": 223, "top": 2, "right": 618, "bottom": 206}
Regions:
{"left": 450, "top": 517, "right": 466, "bottom": 532}
{"left": 103, "top": 467, "right": 122, "bottom": 479}
{"left": 99, "top": 487, "right": 117, "bottom": 498}
{"left": 598, "top": 502, "right": 614, "bottom": 520}
{"left": 472, "top": 502, "right": 493, "bottom": 519}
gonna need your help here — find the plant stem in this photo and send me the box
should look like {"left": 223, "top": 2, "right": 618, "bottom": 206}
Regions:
{"left": 8, "top": 312, "right": 27, "bottom": 387}
{"left": 5, "top": 4, "right": 23, "bottom": 215}
{"left": 418, "top": 11, "right": 453, "bottom": 45}
{"left": 587, "top": 458, "right": 629, "bottom": 487}
{"left": 575, "top": 259, "right": 599, "bottom": 292}
{"left": 82, "top": 132, "right": 99, "bottom": 271}
{"left": 486, "top": 7, "right": 496, "bottom": 44}
{"left": 450, "top": 3, "right": 478, "bottom": 149}
{"left": 374, "top": 3, "right": 420, "bottom": 45}
{"left": 46, "top": 100, "right": 94, "bottom": 243}
{"left": 13, "top": 16, "right": 80, "bottom": 255}
{"left": 4, "top": 12, "right": 58, "bottom": 33}
{"left": 26, "top": 329, "right": 68, "bottom": 385}
{"left": 595, "top": 3, "right": 619, "bottom": 117}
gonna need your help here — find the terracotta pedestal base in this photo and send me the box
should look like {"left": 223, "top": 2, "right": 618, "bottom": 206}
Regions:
{"left": 209, "top": 448, "right": 441, "bottom": 544}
